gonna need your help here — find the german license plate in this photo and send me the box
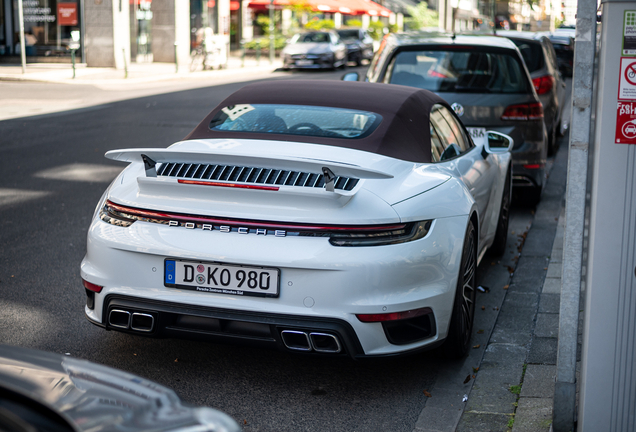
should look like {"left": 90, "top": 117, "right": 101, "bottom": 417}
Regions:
{"left": 164, "top": 259, "right": 279, "bottom": 297}
{"left": 466, "top": 127, "right": 487, "bottom": 146}
{"left": 296, "top": 60, "right": 313, "bottom": 66}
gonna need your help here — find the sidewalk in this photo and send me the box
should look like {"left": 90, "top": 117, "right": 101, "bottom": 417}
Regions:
{"left": 0, "top": 54, "right": 285, "bottom": 121}
{"left": 0, "top": 53, "right": 283, "bottom": 86}
{"left": 455, "top": 138, "right": 571, "bottom": 432}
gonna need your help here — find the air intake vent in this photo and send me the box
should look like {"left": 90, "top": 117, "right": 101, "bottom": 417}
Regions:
{"left": 156, "top": 162, "right": 360, "bottom": 191}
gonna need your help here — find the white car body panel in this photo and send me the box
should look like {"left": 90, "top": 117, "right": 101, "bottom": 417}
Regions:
{"left": 82, "top": 213, "right": 468, "bottom": 356}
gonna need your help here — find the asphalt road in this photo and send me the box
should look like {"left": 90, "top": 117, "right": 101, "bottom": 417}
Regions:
{"left": 0, "top": 70, "right": 567, "bottom": 431}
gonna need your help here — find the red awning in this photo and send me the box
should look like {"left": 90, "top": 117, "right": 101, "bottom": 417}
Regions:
{"left": 248, "top": 0, "right": 391, "bottom": 16}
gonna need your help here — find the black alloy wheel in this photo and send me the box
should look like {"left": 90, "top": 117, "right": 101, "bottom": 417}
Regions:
{"left": 442, "top": 221, "right": 477, "bottom": 359}
{"left": 489, "top": 167, "right": 511, "bottom": 256}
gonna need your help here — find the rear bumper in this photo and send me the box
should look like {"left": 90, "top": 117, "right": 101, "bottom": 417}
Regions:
{"left": 88, "top": 295, "right": 439, "bottom": 359}
{"left": 81, "top": 214, "right": 469, "bottom": 356}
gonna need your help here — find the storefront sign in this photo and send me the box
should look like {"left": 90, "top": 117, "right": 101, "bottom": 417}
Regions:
{"left": 58, "top": 3, "right": 78, "bottom": 26}
{"left": 23, "top": 0, "right": 55, "bottom": 22}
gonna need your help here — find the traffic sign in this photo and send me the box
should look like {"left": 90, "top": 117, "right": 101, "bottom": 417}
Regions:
{"left": 618, "top": 57, "right": 636, "bottom": 99}
{"left": 615, "top": 101, "right": 636, "bottom": 144}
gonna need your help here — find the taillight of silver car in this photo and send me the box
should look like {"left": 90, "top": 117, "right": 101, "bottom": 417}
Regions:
{"left": 532, "top": 75, "right": 555, "bottom": 95}
{"left": 501, "top": 102, "right": 544, "bottom": 121}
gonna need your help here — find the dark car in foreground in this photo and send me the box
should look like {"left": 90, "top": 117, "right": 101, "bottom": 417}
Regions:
{"left": 496, "top": 30, "right": 566, "bottom": 155}
{"left": 0, "top": 345, "right": 240, "bottom": 432}
{"left": 347, "top": 32, "right": 547, "bottom": 203}
{"left": 282, "top": 31, "right": 347, "bottom": 70}
{"left": 336, "top": 28, "right": 374, "bottom": 65}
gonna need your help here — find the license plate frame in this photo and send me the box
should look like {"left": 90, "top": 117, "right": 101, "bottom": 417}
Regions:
{"left": 164, "top": 259, "right": 280, "bottom": 298}
{"left": 295, "top": 59, "right": 313, "bottom": 66}
{"left": 466, "top": 127, "right": 487, "bottom": 146}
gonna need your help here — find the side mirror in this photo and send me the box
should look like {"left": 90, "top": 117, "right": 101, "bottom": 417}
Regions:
{"left": 342, "top": 72, "right": 360, "bottom": 81}
{"left": 485, "top": 131, "right": 514, "bottom": 153}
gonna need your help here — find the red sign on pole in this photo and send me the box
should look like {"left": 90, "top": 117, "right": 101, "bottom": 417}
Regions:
{"left": 615, "top": 101, "right": 636, "bottom": 144}
{"left": 57, "top": 3, "right": 78, "bottom": 26}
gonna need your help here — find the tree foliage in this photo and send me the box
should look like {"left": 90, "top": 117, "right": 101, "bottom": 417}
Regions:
{"left": 404, "top": 2, "right": 439, "bottom": 30}
{"left": 304, "top": 18, "right": 336, "bottom": 30}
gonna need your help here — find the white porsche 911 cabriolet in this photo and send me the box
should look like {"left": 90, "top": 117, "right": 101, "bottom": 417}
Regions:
{"left": 81, "top": 80, "right": 512, "bottom": 359}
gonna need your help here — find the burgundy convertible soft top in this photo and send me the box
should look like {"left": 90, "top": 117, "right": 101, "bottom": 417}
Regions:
{"left": 185, "top": 80, "right": 452, "bottom": 163}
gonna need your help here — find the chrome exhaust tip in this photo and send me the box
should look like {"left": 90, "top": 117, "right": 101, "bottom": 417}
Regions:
{"left": 109, "top": 309, "right": 131, "bottom": 329}
{"left": 280, "top": 330, "right": 311, "bottom": 351}
{"left": 309, "top": 332, "right": 342, "bottom": 353}
{"left": 131, "top": 313, "right": 154, "bottom": 332}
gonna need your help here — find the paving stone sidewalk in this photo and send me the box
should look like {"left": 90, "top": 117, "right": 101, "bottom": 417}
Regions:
{"left": 456, "top": 138, "right": 569, "bottom": 432}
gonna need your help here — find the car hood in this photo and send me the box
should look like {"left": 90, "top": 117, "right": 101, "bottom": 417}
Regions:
{"left": 0, "top": 345, "right": 239, "bottom": 432}
{"left": 283, "top": 43, "right": 332, "bottom": 55}
{"left": 104, "top": 139, "right": 454, "bottom": 225}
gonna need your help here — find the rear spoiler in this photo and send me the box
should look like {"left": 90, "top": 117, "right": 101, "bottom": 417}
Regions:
{"left": 105, "top": 148, "right": 394, "bottom": 181}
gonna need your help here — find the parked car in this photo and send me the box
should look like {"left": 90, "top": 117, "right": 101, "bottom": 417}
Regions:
{"left": 282, "top": 31, "right": 347, "bottom": 70}
{"left": 496, "top": 31, "right": 567, "bottom": 155}
{"left": 336, "top": 28, "right": 374, "bottom": 66}
{"left": 82, "top": 79, "right": 513, "bottom": 359}
{"left": 0, "top": 344, "right": 240, "bottom": 432}
{"left": 346, "top": 32, "right": 547, "bottom": 202}
{"left": 549, "top": 33, "right": 575, "bottom": 77}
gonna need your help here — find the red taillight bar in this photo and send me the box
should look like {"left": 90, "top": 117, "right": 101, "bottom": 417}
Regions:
{"left": 178, "top": 179, "right": 279, "bottom": 191}
{"left": 356, "top": 307, "right": 432, "bottom": 323}
{"left": 83, "top": 279, "right": 103, "bottom": 293}
{"left": 523, "top": 164, "right": 543, "bottom": 169}
{"left": 105, "top": 200, "right": 407, "bottom": 232}
{"left": 501, "top": 102, "right": 544, "bottom": 121}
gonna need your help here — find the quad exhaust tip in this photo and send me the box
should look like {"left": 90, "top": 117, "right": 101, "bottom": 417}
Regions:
{"left": 280, "top": 330, "right": 341, "bottom": 354}
{"left": 109, "top": 309, "right": 131, "bottom": 329}
{"left": 108, "top": 309, "right": 154, "bottom": 332}
{"left": 131, "top": 313, "right": 154, "bottom": 332}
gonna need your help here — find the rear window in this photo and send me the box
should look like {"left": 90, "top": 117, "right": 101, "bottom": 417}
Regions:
{"left": 291, "top": 33, "right": 331, "bottom": 43}
{"left": 209, "top": 104, "right": 382, "bottom": 139}
{"left": 337, "top": 30, "right": 359, "bottom": 39}
{"left": 385, "top": 49, "right": 530, "bottom": 94}
{"left": 509, "top": 39, "right": 545, "bottom": 72}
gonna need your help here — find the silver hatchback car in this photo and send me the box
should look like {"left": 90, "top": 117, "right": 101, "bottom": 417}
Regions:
{"left": 496, "top": 31, "right": 567, "bottom": 155}
{"left": 347, "top": 33, "right": 547, "bottom": 203}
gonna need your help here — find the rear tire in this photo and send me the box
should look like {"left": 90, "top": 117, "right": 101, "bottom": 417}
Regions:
{"left": 489, "top": 167, "right": 511, "bottom": 256}
{"left": 442, "top": 221, "right": 477, "bottom": 359}
{"left": 547, "top": 121, "right": 559, "bottom": 156}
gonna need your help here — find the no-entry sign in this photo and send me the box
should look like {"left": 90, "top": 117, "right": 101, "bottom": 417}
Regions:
{"left": 615, "top": 101, "right": 636, "bottom": 144}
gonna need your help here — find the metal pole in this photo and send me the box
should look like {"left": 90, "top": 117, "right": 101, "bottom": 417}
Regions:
{"left": 269, "top": 0, "right": 275, "bottom": 64}
{"left": 17, "top": 0, "right": 26, "bottom": 74}
{"left": 71, "top": 49, "right": 76, "bottom": 78}
{"left": 123, "top": 48, "right": 128, "bottom": 78}
{"left": 174, "top": 42, "right": 179, "bottom": 73}
{"left": 552, "top": 0, "right": 597, "bottom": 429}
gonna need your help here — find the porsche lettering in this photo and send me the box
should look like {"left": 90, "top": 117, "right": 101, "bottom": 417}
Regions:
{"left": 168, "top": 220, "right": 286, "bottom": 236}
